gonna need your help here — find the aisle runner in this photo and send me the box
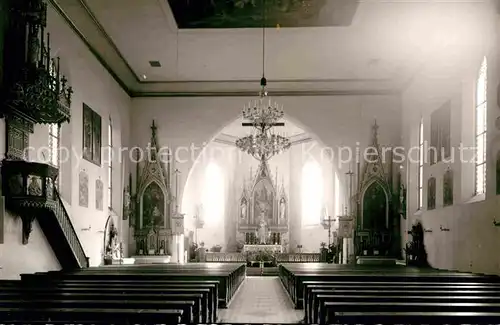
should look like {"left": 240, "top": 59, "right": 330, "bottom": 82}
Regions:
{"left": 218, "top": 276, "right": 303, "bottom": 323}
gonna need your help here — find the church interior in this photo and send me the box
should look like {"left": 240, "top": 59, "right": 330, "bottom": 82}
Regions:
{"left": 1, "top": 0, "right": 500, "bottom": 323}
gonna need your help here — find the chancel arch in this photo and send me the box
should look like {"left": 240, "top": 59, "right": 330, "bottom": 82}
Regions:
{"left": 181, "top": 116, "right": 336, "bottom": 253}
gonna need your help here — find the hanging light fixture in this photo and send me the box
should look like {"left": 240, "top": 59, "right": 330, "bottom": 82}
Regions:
{"left": 236, "top": 0, "right": 290, "bottom": 161}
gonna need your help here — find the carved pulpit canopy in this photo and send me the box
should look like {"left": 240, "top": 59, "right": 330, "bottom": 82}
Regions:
{"left": 135, "top": 121, "right": 171, "bottom": 230}
{"left": 4, "top": 0, "right": 72, "bottom": 125}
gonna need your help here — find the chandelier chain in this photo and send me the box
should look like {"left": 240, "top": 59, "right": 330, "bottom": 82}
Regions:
{"left": 236, "top": 0, "right": 291, "bottom": 163}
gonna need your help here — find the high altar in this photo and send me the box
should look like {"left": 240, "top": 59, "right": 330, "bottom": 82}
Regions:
{"left": 237, "top": 160, "right": 289, "bottom": 252}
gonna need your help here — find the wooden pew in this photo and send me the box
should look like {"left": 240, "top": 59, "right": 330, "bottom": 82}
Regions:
{"left": 26, "top": 262, "right": 246, "bottom": 308}
{"left": 20, "top": 262, "right": 246, "bottom": 324}
{"left": 304, "top": 282, "right": 500, "bottom": 323}
{"left": 0, "top": 298, "right": 195, "bottom": 323}
{"left": 333, "top": 311, "right": 500, "bottom": 324}
{"left": 324, "top": 301, "right": 500, "bottom": 324}
{"left": 317, "top": 294, "right": 500, "bottom": 324}
{"left": 0, "top": 307, "right": 183, "bottom": 323}
{"left": 18, "top": 282, "right": 214, "bottom": 323}
{"left": 279, "top": 263, "right": 500, "bottom": 308}
{"left": 28, "top": 283, "right": 212, "bottom": 322}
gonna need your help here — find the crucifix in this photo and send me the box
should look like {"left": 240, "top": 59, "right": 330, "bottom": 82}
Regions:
{"left": 322, "top": 216, "right": 336, "bottom": 247}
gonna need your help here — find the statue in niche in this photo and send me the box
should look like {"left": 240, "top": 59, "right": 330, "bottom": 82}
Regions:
{"left": 240, "top": 198, "right": 247, "bottom": 219}
{"left": 258, "top": 214, "right": 268, "bottom": 244}
{"left": 443, "top": 169, "right": 453, "bottom": 206}
{"left": 123, "top": 186, "right": 131, "bottom": 220}
{"left": 141, "top": 182, "right": 165, "bottom": 228}
{"left": 398, "top": 184, "right": 406, "bottom": 219}
{"left": 427, "top": 177, "right": 436, "bottom": 210}
{"left": 280, "top": 198, "right": 286, "bottom": 219}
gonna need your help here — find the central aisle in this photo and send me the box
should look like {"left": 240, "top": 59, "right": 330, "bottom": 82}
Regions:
{"left": 218, "top": 276, "right": 303, "bottom": 323}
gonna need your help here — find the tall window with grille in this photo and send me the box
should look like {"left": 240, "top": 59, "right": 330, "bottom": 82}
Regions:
{"left": 107, "top": 117, "right": 113, "bottom": 209}
{"left": 48, "top": 123, "right": 60, "bottom": 186}
{"left": 418, "top": 118, "right": 424, "bottom": 209}
{"left": 475, "top": 57, "right": 487, "bottom": 195}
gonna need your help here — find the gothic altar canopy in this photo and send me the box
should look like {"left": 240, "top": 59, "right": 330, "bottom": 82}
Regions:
{"left": 237, "top": 160, "right": 288, "bottom": 243}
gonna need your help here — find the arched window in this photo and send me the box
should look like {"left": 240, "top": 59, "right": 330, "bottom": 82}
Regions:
{"left": 302, "top": 160, "right": 323, "bottom": 226}
{"left": 475, "top": 56, "right": 487, "bottom": 195}
{"left": 202, "top": 162, "right": 224, "bottom": 225}
{"left": 418, "top": 118, "right": 424, "bottom": 209}
{"left": 48, "top": 123, "right": 60, "bottom": 189}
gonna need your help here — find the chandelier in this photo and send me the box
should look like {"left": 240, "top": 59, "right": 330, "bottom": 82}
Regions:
{"left": 235, "top": 0, "right": 291, "bottom": 161}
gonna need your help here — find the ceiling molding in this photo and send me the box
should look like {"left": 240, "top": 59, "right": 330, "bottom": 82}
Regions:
{"left": 48, "top": 0, "right": 137, "bottom": 95}
{"left": 79, "top": 0, "right": 141, "bottom": 82}
{"left": 131, "top": 89, "right": 399, "bottom": 97}
{"left": 47, "top": 0, "right": 132, "bottom": 96}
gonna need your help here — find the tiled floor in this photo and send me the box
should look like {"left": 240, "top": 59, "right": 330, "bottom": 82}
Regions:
{"left": 218, "top": 276, "right": 303, "bottom": 323}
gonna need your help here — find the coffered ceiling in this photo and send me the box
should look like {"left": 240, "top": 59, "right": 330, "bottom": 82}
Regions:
{"left": 48, "top": 0, "right": 492, "bottom": 97}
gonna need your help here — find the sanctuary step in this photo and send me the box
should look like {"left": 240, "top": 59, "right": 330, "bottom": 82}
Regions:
{"left": 356, "top": 256, "right": 397, "bottom": 266}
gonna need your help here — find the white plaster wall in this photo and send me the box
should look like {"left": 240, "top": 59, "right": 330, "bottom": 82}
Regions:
{"left": 46, "top": 4, "right": 132, "bottom": 266}
{"left": 401, "top": 9, "right": 500, "bottom": 274}
{"left": 0, "top": 2, "right": 131, "bottom": 277}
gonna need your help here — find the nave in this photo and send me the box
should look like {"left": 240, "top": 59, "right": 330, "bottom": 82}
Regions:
{"left": 1, "top": 262, "right": 500, "bottom": 324}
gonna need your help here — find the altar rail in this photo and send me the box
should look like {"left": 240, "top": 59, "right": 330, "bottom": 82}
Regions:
{"left": 204, "top": 252, "right": 320, "bottom": 263}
